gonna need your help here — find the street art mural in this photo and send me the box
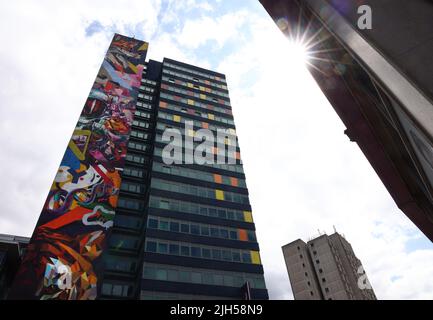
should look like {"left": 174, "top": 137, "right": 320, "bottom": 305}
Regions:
{"left": 8, "top": 34, "right": 148, "bottom": 300}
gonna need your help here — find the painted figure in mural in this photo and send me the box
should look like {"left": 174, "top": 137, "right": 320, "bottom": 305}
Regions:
{"left": 8, "top": 34, "right": 148, "bottom": 300}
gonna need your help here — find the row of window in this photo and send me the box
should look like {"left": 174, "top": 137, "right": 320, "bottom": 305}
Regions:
{"left": 161, "top": 84, "right": 230, "bottom": 107}
{"left": 136, "top": 101, "right": 153, "bottom": 110}
{"left": 117, "top": 197, "right": 145, "bottom": 211}
{"left": 151, "top": 178, "right": 249, "bottom": 204}
{"left": 163, "top": 62, "right": 226, "bottom": 85}
{"left": 132, "top": 119, "right": 150, "bottom": 129}
{"left": 130, "top": 129, "right": 150, "bottom": 141}
{"left": 160, "top": 93, "right": 232, "bottom": 115}
{"left": 125, "top": 152, "right": 149, "bottom": 165}
{"left": 147, "top": 215, "right": 256, "bottom": 242}
{"left": 156, "top": 118, "right": 236, "bottom": 140}
{"left": 138, "top": 93, "right": 153, "bottom": 102}
{"left": 120, "top": 180, "right": 146, "bottom": 194}
{"left": 153, "top": 147, "right": 244, "bottom": 173}
{"left": 141, "top": 78, "right": 157, "bottom": 86}
{"left": 155, "top": 130, "right": 241, "bottom": 154}
{"left": 123, "top": 165, "right": 146, "bottom": 179}
{"left": 162, "top": 68, "right": 227, "bottom": 92}
{"left": 110, "top": 234, "right": 141, "bottom": 251}
{"left": 114, "top": 213, "right": 143, "bottom": 230}
{"left": 152, "top": 162, "right": 246, "bottom": 188}
{"left": 105, "top": 255, "right": 138, "bottom": 273}
{"left": 101, "top": 282, "right": 133, "bottom": 297}
{"left": 127, "top": 140, "right": 149, "bottom": 153}
{"left": 162, "top": 76, "right": 229, "bottom": 98}
{"left": 139, "top": 85, "right": 155, "bottom": 94}
{"left": 156, "top": 122, "right": 236, "bottom": 142}
{"left": 142, "top": 263, "right": 266, "bottom": 289}
{"left": 159, "top": 100, "right": 234, "bottom": 125}
{"left": 134, "top": 109, "right": 152, "bottom": 119}
{"left": 145, "top": 238, "right": 261, "bottom": 264}
{"left": 149, "top": 196, "right": 253, "bottom": 223}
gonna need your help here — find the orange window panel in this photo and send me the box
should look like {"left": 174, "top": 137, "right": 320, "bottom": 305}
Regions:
{"left": 212, "top": 147, "right": 218, "bottom": 155}
{"left": 236, "top": 152, "right": 241, "bottom": 160}
{"left": 238, "top": 229, "right": 248, "bottom": 241}
{"left": 230, "top": 177, "right": 238, "bottom": 187}
{"left": 159, "top": 101, "right": 167, "bottom": 108}
{"left": 213, "top": 174, "right": 222, "bottom": 184}
{"left": 202, "top": 122, "right": 209, "bottom": 129}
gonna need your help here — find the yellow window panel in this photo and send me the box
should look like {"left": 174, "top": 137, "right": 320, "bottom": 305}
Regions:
{"left": 250, "top": 251, "right": 261, "bottom": 264}
{"left": 215, "top": 189, "right": 224, "bottom": 200}
{"left": 229, "top": 128, "right": 236, "bottom": 134}
{"left": 243, "top": 211, "right": 253, "bottom": 222}
{"left": 173, "top": 115, "right": 181, "bottom": 122}
{"left": 199, "top": 86, "right": 205, "bottom": 91}
{"left": 187, "top": 99, "right": 195, "bottom": 105}
{"left": 200, "top": 94, "right": 206, "bottom": 100}
{"left": 187, "top": 83, "right": 193, "bottom": 88}
{"left": 187, "top": 129, "right": 194, "bottom": 137}
{"left": 208, "top": 113, "right": 215, "bottom": 120}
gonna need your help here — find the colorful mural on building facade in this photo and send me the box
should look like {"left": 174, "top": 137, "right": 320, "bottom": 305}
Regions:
{"left": 8, "top": 34, "right": 148, "bottom": 300}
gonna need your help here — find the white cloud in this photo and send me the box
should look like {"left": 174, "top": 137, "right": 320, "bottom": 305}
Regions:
{"left": 177, "top": 10, "right": 249, "bottom": 49}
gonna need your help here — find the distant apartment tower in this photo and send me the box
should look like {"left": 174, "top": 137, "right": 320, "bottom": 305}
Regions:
{"left": 282, "top": 232, "right": 376, "bottom": 300}
{"left": 8, "top": 34, "right": 267, "bottom": 300}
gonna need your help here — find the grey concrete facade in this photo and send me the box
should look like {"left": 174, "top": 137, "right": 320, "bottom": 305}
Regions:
{"left": 282, "top": 233, "right": 376, "bottom": 300}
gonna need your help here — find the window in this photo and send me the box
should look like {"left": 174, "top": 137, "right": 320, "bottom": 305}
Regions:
{"left": 181, "top": 246, "right": 190, "bottom": 256}
{"left": 148, "top": 218, "right": 158, "bottom": 229}
{"left": 310, "top": 291, "right": 314, "bottom": 296}
{"left": 169, "top": 244, "right": 179, "bottom": 255}
{"left": 158, "top": 243, "right": 168, "bottom": 254}
{"left": 307, "top": 281, "right": 311, "bottom": 286}
{"left": 325, "top": 288, "right": 330, "bottom": 293}
{"left": 146, "top": 241, "right": 157, "bottom": 252}
{"left": 322, "top": 278, "right": 326, "bottom": 283}
{"left": 300, "top": 254, "right": 303, "bottom": 259}
{"left": 191, "top": 247, "right": 201, "bottom": 258}
{"left": 319, "top": 268, "right": 323, "bottom": 274}
{"left": 156, "top": 269, "right": 167, "bottom": 281}
{"left": 316, "top": 259, "right": 320, "bottom": 264}
{"left": 191, "top": 224, "right": 200, "bottom": 235}
{"left": 304, "top": 272, "right": 308, "bottom": 277}
{"left": 170, "top": 222, "right": 179, "bottom": 232}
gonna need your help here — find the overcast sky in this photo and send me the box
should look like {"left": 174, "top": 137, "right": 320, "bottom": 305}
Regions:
{"left": 0, "top": 0, "right": 432, "bottom": 300}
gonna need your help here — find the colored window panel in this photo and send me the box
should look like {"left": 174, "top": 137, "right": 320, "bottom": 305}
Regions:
{"left": 159, "top": 101, "right": 167, "bottom": 108}
{"left": 236, "top": 152, "right": 241, "bottom": 160}
{"left": 187, "top": 129, "right": 194, "bottom": 137}
{"left": 243, "top": 211, "right": 253, "bottom": 223}
{"left": 173, "top": 115, "right": 181, "bottom": 122}
{"left": 238, "top": 229, "right": 248, "bottom": 241}
{"left": 251, "top": 251, "right": 261, "bottom": 265}
{"left": 215, "top": 190, "right": 224, "bottom": 200}
{"left": 200, "top": 94, "right": 206, "bottom": 100}
{"left": 213, "top": 174, "right": 222, "bottom": 184}
{"left": 187, "top": 83, "right": 193, "bottom": 88}
{"left": 187, "top": 99, "right": 194, "bottom": 105}
{"left": 208, "top": 113, "right": 215, "bottom": 120}
{"left": 202, "top": 122, "right": 209, "bottom": 129}
{"left": 230, "top": 177, "right": 238, "bottom": 187}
